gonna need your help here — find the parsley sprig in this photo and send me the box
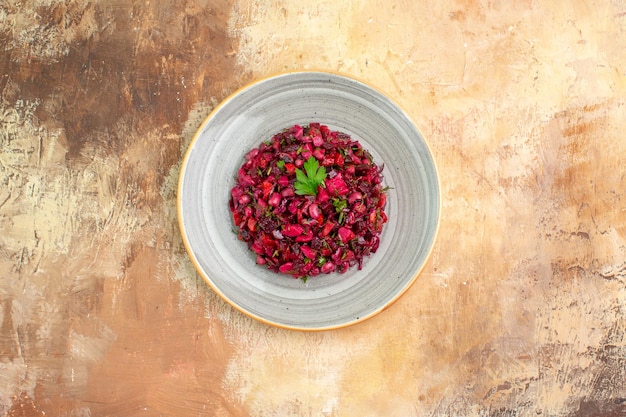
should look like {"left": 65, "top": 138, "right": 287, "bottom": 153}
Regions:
{"left": 294, "top": 157, "right": 326, "bottom": 196}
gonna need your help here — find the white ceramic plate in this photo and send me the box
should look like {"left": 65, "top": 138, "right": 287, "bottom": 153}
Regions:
{"left": 178, "top": 71, "right": 440, "bottom": 331}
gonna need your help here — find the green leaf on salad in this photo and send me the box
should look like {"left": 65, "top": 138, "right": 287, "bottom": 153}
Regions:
{"left": 294, "top": 157, "right": 326, "bottom": 196}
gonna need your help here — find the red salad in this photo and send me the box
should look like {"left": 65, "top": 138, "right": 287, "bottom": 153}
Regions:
{"left": 229, "top": 123, "right": 388, "bottom": 281}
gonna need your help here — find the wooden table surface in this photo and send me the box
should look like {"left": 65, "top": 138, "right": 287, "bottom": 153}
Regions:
{"left": 1, "top": 1, "right": 625, "bottom": 416}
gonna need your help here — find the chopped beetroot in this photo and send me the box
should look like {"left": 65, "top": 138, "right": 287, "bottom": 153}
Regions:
{"left": 268, "top": 193, "right": 281, "bottom": 207}
{"left": 320, "top": 261, "right": 335, "bottom": 274}
{"left": 300, "top": 245, "right": 315, "bottom": 259}
{"left": 337, "top": 226, "right": 355, "bottom": 244}
{"left": 229, "top": 123, "right": 388, "bottom": 280}
{"left": 282, "top": 224, "right": 304, "bottom": 237}
{"left": 325, "top": 175, "right": 349, "bottom": 196}
{"left": 347, "top": 191, "right": 362, "bottom": 204}
{"left": 308, "top": 203, "right": 321, "bottom": 220}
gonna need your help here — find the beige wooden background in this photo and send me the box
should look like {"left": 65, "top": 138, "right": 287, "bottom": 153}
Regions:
{"left": 1, "top": 1, "right": 625, "bottom": 416}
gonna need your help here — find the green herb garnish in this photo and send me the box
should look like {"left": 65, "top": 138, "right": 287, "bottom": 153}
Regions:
{"left": 332, "top": 198, "right": 347, "bottom": 212}
{"left": 332, "top": 198, "right": 347, "bottom": 224}
{"left": 294, "top": 157, "right": 326, "bottom": 196}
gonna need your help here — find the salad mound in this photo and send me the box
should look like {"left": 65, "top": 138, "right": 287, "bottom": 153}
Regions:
{"left": 229, "top": 123, "right": 388, "bottom": 281}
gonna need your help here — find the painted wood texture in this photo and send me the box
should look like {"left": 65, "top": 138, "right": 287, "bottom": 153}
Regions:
{"left": 1, "top": 1, "right": 625, "bottom": 416}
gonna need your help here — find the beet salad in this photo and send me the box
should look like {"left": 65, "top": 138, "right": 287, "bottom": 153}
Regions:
{"left": 229, "top": 123, "right": 388, "bottom": 281}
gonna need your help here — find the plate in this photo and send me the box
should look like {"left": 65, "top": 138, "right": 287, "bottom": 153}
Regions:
{"left": 177, "top": 71, "right": 440, "bottom": 331}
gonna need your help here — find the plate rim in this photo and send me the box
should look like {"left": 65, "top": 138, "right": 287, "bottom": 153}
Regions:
{"left": 177, "top": 69, "right": 442, "bottom": 331}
